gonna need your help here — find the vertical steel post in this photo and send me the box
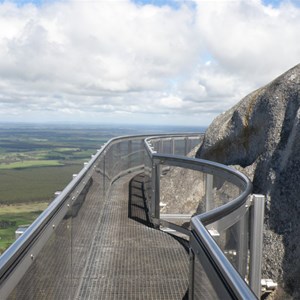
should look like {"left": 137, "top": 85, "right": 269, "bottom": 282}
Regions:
{"left": 236, "top": 213, "right": 248, "bottom": 278}
{"left": 103, "top": 151, "right": 106, "bottom": 198}
{"left": 188, "top": 138, "right": 192, "bottom": 154}
{"left": 159, "top": 139, "right": 163, "bottom": 153}
{"left": 140, "top": 139, "right": 144, "bottom": 166}
{"left": 116, "top": 142, "right": 121, "bottom": 172}
{"left": 189, "top": 248, "right": 195, "bottom": 300}
{"left": 151, "top": 160, "right": 160, "bottom": 228}
{"left": 205, "top": 174, "right": 214, "bottom": 212}
{"left": 171, "top": 138, "right": 175, "bottom": 155}
{"left": 249, "top": 194, "right": 265, "bottom": 298}
{"left": 128, "top": 140, "right": 132, "bottom": 169}
{"left": 185, "top": 137, "right": 188, "bottom": 155}
{"left": 168, "top": 138, "right": 171, "bottom": 154}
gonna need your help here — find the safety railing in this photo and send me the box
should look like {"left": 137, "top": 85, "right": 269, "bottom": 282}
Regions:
{"left": 144, "top": 135, "right": 264, "bottom": 299}
{"left": 0, "top": 133, "right": 263, "bottom": 300}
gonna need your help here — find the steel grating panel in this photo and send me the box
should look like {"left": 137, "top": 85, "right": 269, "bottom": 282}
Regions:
{"left": 75, "top": 174, "right": 189, "bottom": 299}
{"left": 8, "top": 173, "right": 188, "bottom": 299}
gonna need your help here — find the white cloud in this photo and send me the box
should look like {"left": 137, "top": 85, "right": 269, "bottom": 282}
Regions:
{"left": 195, "top": 0, "right": 300, "bottom": 85}
{"left": 160, "top": 95, "right": 184, "bottom": 108}
{"left": 0, "top": 0, "right": 299, "bottom": 126}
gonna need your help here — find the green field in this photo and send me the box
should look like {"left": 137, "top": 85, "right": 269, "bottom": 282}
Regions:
{"left": 0, "top": 160, "right": 63, "bottom": 170}
{"left": 0, "top": 124, "right": 114, "bottom": 253}
{"left": 0, "top": 164, "right": 82, "bottom": 204}
{"left": 0, "top": 123, "right": 205, "bottom": 254}
{"left": 0, "top": 202, "right": 48, "bottom": 254}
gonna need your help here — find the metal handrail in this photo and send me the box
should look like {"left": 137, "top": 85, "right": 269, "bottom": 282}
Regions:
{"left": 190, "top": 221, "right": 257, "bottom": 299}
{"left": 144, "top": 133, "right": 203, "bottom": 155}
{"left": 151, "top": 153, "right": 252, "bottom": 225}
{"left": 144, "top": 135, "right": 257, "bottom": 299}
{"left": 0, "top": 133, "right": 198, "bottom": 281}
{"left": 0, "top": 134, "right": 150, "bottom": 293}
{"left": 0, "top": 133, "right": 258, "bottom": 300}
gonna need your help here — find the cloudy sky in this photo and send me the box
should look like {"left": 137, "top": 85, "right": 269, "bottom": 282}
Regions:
{"left": 0, "top": 0, "right": 299, "bottom": 126}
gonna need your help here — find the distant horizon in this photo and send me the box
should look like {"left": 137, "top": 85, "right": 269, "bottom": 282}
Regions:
{"left": 0, "top": 121, "right": 208, "bottom": 130}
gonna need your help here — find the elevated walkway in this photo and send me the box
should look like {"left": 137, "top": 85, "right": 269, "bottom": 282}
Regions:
{"left": 75, "top": 173, "right": 189, "bottom": 299}
{"left": 8, "top": 172, "right": 188, "bottom": 300}
{"left": 0, "top": 134, "right": 264, "bottom": 300}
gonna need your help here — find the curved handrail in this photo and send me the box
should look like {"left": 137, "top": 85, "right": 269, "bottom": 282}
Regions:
{"left": 144, "top": 134, "right": 256, "bottom": 299}
{"left": 0, "top": 132, "right": 257, "bottom": 300}
{"left": 144, "top": 134, "right": 252, "bottom": 224}
{"left": 144, "top": 133, "right": 203, "bottom": 155}
{"left": 151, "top": 153, "right": 252, "bottom": 225}
{"left": 0, "top": 134, "right": 150, "bottom": 286}
{"left": 191, "top": 216, "right": 256, "bottom": 299}
{"left": 0, "top": 133, "right": 200, "bottom": 281}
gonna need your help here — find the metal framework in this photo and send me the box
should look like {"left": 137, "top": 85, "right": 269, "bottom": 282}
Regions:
{"left": 0, "top": 134, "right": 264, "bottom": 299}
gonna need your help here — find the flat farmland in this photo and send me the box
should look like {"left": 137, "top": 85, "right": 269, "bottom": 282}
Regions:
{"left": 0, "top": 123, "right": 204, "bottom": 254}
{"left": 0, "top": 125, "right": 112, "bottom": 204}
{"left": 0, "top": 123, "right": 139, "bottom": 254}
{"left": 0, "top": 165, "right": 81, "bottom": 204}
{"left": 0, "top": 202, "right": 48, "bottom": 253}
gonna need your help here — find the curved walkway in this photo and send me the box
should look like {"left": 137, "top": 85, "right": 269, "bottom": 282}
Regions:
{"left": 75, "top": 173, "right": 189, "bottom": 299}
{"left": 8, "top": 172, "right": 189, "bottom": 300}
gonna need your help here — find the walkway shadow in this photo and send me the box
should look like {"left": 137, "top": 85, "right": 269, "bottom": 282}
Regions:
{"left": 128, "top": 174, "right": 153, "bottom": 228}
{"left": 128, "top": 173, "right": 189, "bottom": 252}
{"left": 128, "top": 173, "right": 189, "bottom": 300}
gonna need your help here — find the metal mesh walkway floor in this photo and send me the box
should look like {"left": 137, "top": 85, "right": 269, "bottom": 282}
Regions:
{"left": 8, "top": 172, "right": 189, "bottom": 300}
{"left": 75, "top": 173, "right": 189, "bottom": 299}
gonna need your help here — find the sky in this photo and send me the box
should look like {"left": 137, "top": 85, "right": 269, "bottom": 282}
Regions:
{"left": 0, "top": 0, "right": 299, "bottom": 126}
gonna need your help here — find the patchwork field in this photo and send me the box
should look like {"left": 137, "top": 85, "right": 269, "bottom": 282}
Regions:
{"left": 0, "top": 165, "right": 82, "bottom": 204}
{"left": 0, "top": 202, "right": 48, "bottom": 254}
{"left": 0, "top": 123, "right": 204, "bottom": 254}
{"left": 0, "top": 124, "right": 119, "bottom": 254}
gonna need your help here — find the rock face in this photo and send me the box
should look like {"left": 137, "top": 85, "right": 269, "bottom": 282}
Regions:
{"left": 196, "top": 64, "right": 300, "bottom": 299}
{"left": 160, "top": 147, "right": 206, "bottom": 217}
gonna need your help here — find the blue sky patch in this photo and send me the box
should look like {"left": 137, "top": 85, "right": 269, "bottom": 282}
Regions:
{"left": 133, "top": 0, "right": 180, "bottom": 9}
{"left": 263, "top": 0, "right": 300, "bottom": 7}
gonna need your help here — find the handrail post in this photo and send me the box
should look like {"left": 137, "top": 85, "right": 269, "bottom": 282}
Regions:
{"left": 185, "top": 137, "right": 188, "bottom": 155}
{"left": 236, "top": 213, "right": 248, "bottom": 278}
{"left": 205, "top": 174, "right": 214, "bottom": 211}
{"left": 171, "top": 138, "right": 175, "bottom": 155}
{"left": 159, "top": 139, "right": 163, "bottom": 153}
{"left": 188, "top": 248, "right": 195, "bottom": 300}
{"left": 151, "top": 160, "right": 160, "bottom": 228}
{"left": 249, "top": 194, "right": 265, "bottom": 298}
{"left": 128, "top": 140, "right": 132, "bottom": 169}
{"left": 103, "top": 150, "right": 106, "bottom": 198}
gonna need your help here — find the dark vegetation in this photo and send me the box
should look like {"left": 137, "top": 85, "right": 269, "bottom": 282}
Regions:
{"left": 0, "top": 123, "right": 138, "bottom": 253}
{"left": 0, "top": 125, "right": 110, "bottom": 203}
{"left": 0, "top": 123, "right": 204, "bottom": 254}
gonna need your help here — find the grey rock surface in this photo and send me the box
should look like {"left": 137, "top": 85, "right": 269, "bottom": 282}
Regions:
{"left": 160, "top": 146, "right": 205, "bottom": 217}
{"left": 196, "top": 64, "right": 300, "bottom": 299}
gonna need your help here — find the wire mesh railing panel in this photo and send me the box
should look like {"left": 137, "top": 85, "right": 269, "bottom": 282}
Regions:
{"left": 0, "top": 133, "right": 261, "bottom": 300}
{"left": 146, "top": 135, "right": 203, "bottom": 157}
{"left": 160, "top": 166, "right": 206, "bottom": 215}
{"left": 8, "top": 215, "right": 73, "bottom": 300}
